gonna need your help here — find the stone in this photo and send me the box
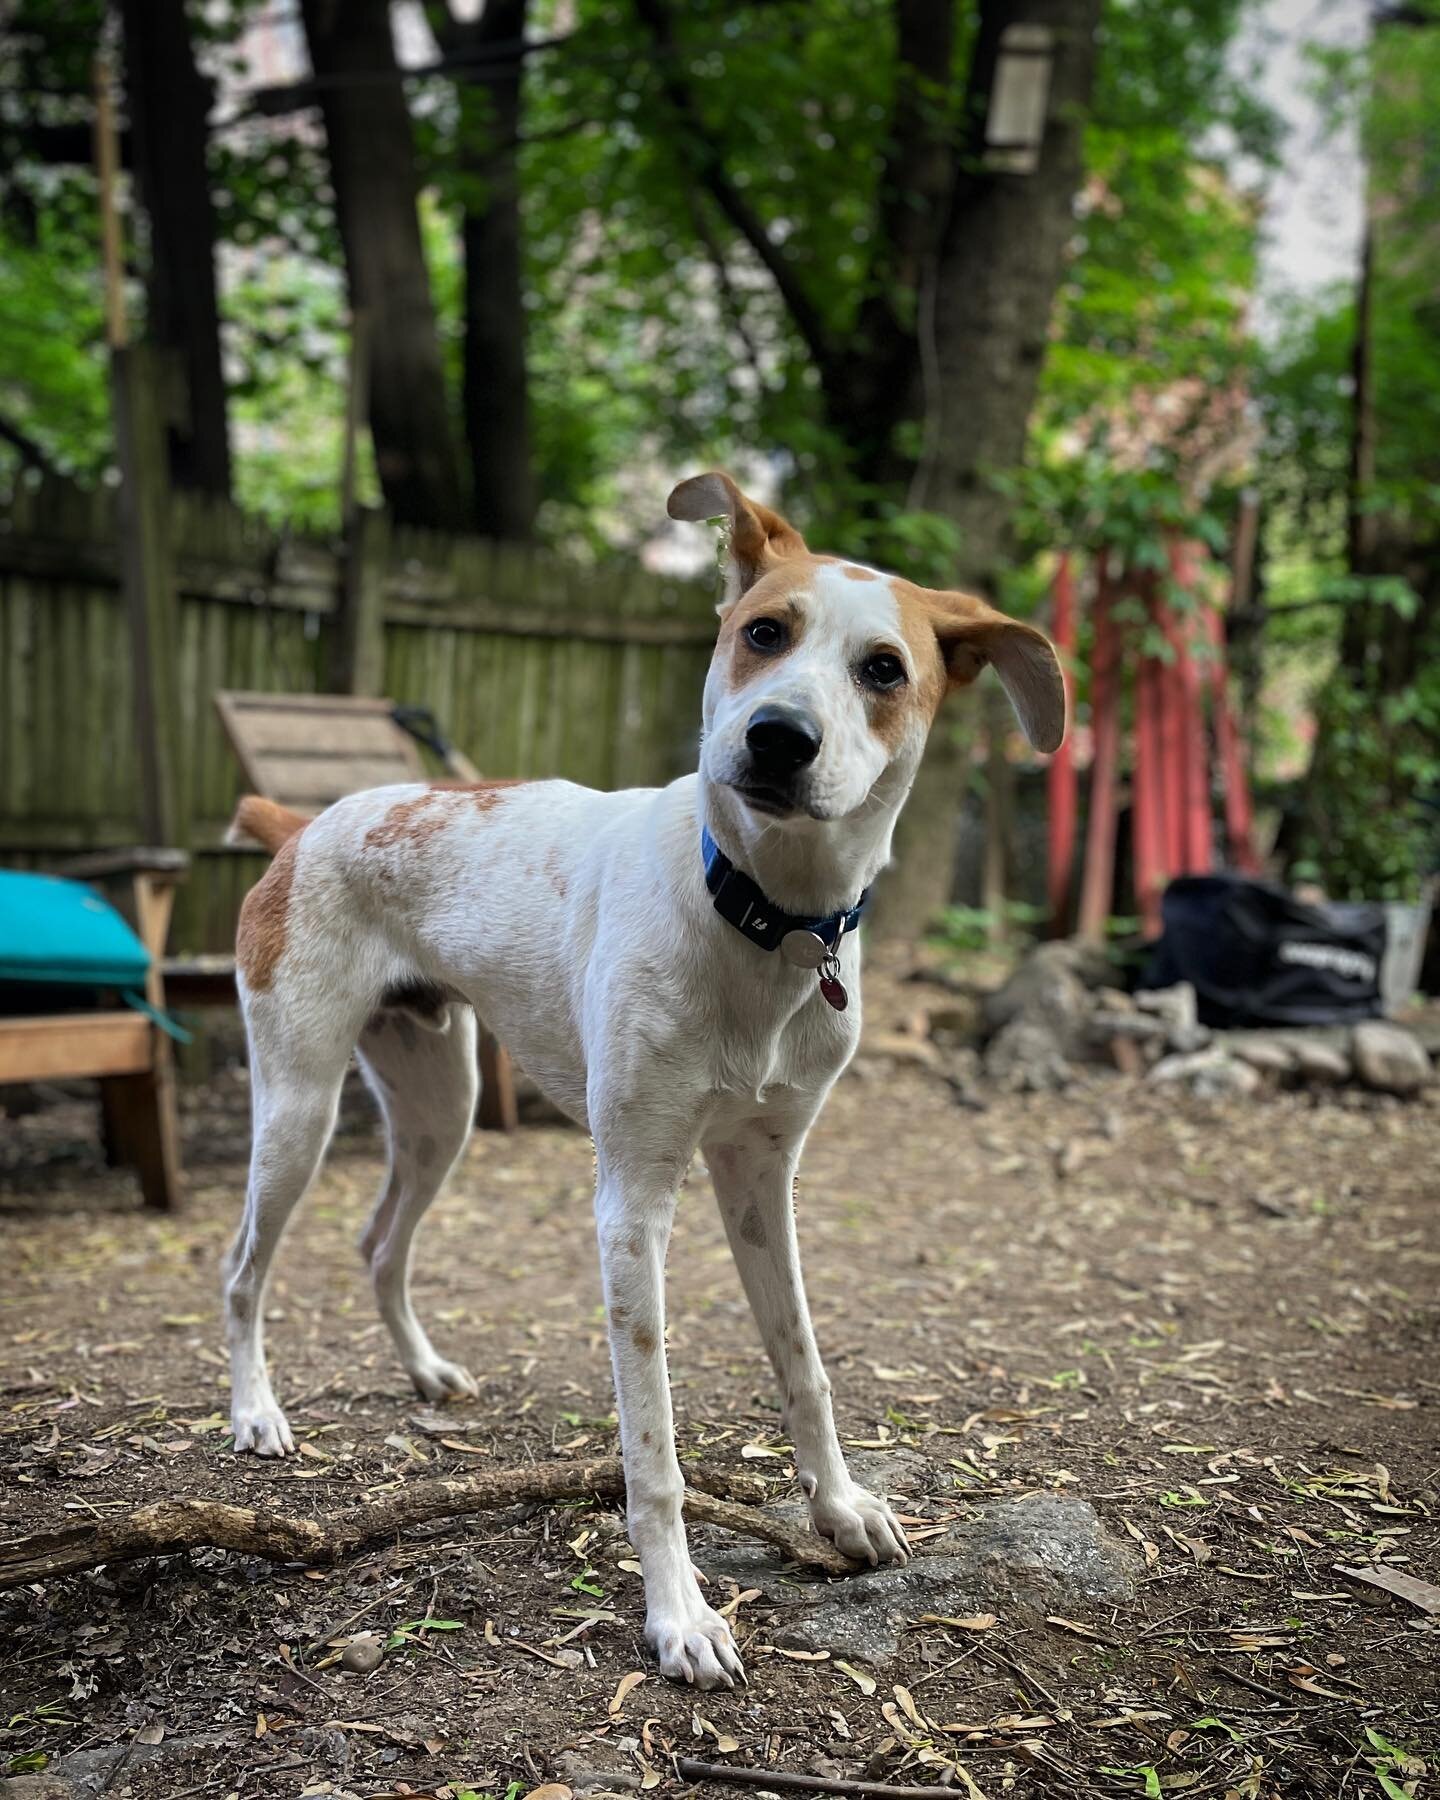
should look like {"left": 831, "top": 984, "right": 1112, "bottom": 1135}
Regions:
{"left": 0, "top": 1780, "right": 76, "bottom": 1799}
{"left": 1089, "top": 1011, "right": 1169, "bottom": 1042}
{"left": 983, "top": 943, "right": 1092, "bottom": 1039}
{"left": 696, "top": 1480, "right": 1133, "bottom": 1668}
{"left": 556, "top": 1741, "right": 642, "bottom": 1793}
{"left": 983, "top": 1017, "right": 1073, "bottom": 1092}
{"left": 1352, "top": 1021, "right": 1433, "bottom": 1096}
{"left": 1150, "top": 1047, "right": 1260, "bottom": 1099}
{"left": 1227, "top": 1036, "right": 1297, "bottom": 1075}
{"left": 341, "top": 1632, "right": 385, "bottom": 1673}
{"left": 1134, "top": 982, "right": 1209, "bottom": 1052}
{"left": 1293, "top": 1040, "right": 1352, "bottom": 1085}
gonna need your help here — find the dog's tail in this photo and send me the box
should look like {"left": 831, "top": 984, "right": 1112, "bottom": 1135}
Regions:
{"left": 227, "top": 795, "right": 308, "bottom": 854}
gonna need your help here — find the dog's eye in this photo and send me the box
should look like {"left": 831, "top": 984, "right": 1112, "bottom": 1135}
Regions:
{"left": 860, "top": 652, "right": 906, "bottom": 691}
{"left": 745, "top": 618, "right": 787, "bottom": 652}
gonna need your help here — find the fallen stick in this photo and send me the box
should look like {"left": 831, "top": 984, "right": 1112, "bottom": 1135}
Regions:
{"left": 0, "top": 1456, "right": 854, "bottom": 1591}
{"left": 675, "top": 1759, "right": 968, "bottom": 1800}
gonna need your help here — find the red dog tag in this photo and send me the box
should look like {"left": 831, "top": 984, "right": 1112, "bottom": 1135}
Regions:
{"left": 819, "top": 974, "right": 848, "bottom": 1011}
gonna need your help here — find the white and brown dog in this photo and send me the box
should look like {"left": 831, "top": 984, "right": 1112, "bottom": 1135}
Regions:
{"left": 223, "top": 472, "right": 1065, "bottom": 1690}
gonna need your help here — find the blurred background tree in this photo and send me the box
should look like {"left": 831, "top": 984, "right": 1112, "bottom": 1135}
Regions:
{"left": 0, "top": 0, "right": 1434, "bottom": 925}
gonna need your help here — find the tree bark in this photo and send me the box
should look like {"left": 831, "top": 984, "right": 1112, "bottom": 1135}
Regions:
{"left": 870, "top": 0, "right": 1100, "bottom": 942}
{"left": 632, "top": 0, "right": 1099, "bottom": 944}
{"left": 431, "top": 0, "right": 537, "bottom": 539}
{"left": 300, "top": 0, "right": 467, "bottom": 531}
{"left": 117, "top": 0, "right": 232, "bottom": 496}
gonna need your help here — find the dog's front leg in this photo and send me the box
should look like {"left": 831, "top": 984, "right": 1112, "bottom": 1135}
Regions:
{"left": 594, "top": 1139, "right": 744, "bottom": 1691}
{"left": 706, "top": 1122, "right": 909, "bottom": 1568}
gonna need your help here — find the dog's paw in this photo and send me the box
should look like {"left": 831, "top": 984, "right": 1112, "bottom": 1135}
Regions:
{"left": 407, "top": 1354, "right": 479, "bottom": 1403}
{"left": 806, "top": 1479, "right": 910, "bottom": 1567}
{"left": 231, "top": 1398, "right": 295, "bottom": 1458}
{"left": 646, "top": 1594, "right": 745, "bottom": 1691}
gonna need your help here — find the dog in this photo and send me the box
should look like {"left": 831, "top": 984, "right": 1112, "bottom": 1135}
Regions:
{"left": 222, "top": 471, "right": 1065, "bottom": 1690}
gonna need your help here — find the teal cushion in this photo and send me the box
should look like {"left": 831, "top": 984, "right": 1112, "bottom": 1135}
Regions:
{"left": 0, "top": 869, "right": 151, "bottom": 988}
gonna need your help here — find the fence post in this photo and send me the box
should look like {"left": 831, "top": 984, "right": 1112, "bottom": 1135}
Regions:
{"left": 331, "top": 507, "right": 389, "bottom": 695}
{"left": 96, "top": 51, "right": 184, "bottom": 848}
{"left": 112, "top": 346, "right": 185, "bottom": 846}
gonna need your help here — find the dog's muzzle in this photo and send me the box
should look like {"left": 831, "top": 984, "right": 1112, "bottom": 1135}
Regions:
{"left": 733, "top": 704, "right": 822, "bottom": 814}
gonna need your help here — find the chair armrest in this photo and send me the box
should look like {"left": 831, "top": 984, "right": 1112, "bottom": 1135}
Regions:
{"left": 59, "top": 848, "right": 190, "bottom": 883}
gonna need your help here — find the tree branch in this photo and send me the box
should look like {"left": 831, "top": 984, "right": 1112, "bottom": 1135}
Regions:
{"left": 630, "top": 0, "right": 835, "bottom": 377}
{"left": 0, "top": 412, "right": 60, "bottom": 477}
{"left": 0, "top": 1457, "right": 856, "bottom": 1592}
{"left": 865, "top": 0, "right": 959, "bottom": 319}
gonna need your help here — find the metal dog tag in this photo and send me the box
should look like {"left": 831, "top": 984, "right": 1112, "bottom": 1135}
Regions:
{"left": 781, "top": 928, "right": 828, "bottom": 969}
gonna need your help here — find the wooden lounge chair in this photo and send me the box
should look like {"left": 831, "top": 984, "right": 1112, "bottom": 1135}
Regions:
{"left": 0, "top": 849, "right": 188, "bottom": 1210}
{"left": 214, "top": 691, "right": 518, "bottom": 1130}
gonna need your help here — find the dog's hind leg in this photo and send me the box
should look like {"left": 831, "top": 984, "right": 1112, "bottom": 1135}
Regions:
{"left": 224, "top": 998, "right": 357, "bottom": 1457}
{"left": 355, "top": 1001, "right": 480, "bottom": 1402}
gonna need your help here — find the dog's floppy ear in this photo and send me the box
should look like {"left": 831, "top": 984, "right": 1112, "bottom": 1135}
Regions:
{"left": 667, "top": 470, "right": 808, "bottom": 611}
{"left": 927, "top": 590, "right": 1067, "bottom": 755}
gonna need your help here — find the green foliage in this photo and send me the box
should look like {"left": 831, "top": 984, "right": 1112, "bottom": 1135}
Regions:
{"left": 1290, "top": 662, "right": 1440, "bottom": 901}
{"left": 1256, "top": 3, "right": 1440, "bottom": 898}
{"left": 0, "top": 226, "right": 111, "bottom": 479}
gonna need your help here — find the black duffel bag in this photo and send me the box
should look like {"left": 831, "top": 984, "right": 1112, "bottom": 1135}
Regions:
{"left": 1140, "top": 874, "right": 1385, "bottom": 1027}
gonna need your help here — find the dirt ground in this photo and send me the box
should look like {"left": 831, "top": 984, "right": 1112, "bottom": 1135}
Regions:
{"left": 2, "top": 969, "right": 1437, "bottom": 1800}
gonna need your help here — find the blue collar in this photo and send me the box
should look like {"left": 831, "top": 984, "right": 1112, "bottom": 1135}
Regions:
{"left": 700, "top": 825, "right": 868, "bottom": 955}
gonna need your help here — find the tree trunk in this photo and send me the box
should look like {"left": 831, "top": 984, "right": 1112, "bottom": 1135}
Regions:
{"left": 922, "top": 0, "right": 1101, "bottom": 585}
{"left": 435, "top": 0, "right": 537, "bottom": 539}
{"left": 300, "top": 0, "right": 467, "bottom": 531}
{"left": 117, "top": 0, "right": 231, "bottom": 496}
{"left": 869, "top": 0, "right": 1100, "bottom": 944}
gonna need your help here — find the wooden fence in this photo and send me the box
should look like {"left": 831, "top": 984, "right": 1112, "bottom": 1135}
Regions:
{"left": 0, "top": 481, "right": 716, "bottom": 952}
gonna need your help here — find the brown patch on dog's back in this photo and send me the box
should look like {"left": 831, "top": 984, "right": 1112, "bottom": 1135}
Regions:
{"left": 431, "top": 777, "right": 527, "bottom": 815}
{"left": 840, "top": 563, "right": 878, "bottom": 581}
{"left": 365, "top": 780, "right": 525, "bottom": 853}
{"left": 365, "top": 790, "right": 454, "bottom": 850}
{"left": 237, "top": 833, "right": 301, "bottom": 994}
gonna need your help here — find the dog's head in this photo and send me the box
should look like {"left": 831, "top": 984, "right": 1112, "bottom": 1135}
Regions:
{"left": 669, "top": 471, "right": 1066, "bottom": 826}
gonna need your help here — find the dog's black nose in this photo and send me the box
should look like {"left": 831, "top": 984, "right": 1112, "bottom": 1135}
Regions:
{"left": 745, "top": 703, "right": 822, "bottom": 773}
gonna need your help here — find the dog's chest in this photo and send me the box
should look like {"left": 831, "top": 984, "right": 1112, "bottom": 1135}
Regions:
{"left": 702, "top": 973, "right": 859, "bottom": 1102}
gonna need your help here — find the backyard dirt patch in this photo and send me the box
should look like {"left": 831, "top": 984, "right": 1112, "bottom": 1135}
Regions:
{"left": 1, "top": 971, "right": 1437, "bottom": 1799}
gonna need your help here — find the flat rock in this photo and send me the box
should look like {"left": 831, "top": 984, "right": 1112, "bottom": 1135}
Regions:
{"left": 982, "top": 943, "right": 1097, "bottom": 1041}
{"left": 16, "top": 1734, "right": 242, "bottom": 1800}
{"left": 699, "top": 1493, "right": 1134, "bottom": 1666}
{"left": 1150, "top": 1047, "right": 1260, "bottom": 1099}
{"left": 557, "top": 1738, "right": 642, "bottom": 1792}
{"left": 1293, "top": 1040, "right": 1352, "bottom": 1084}
{"left": 1225, "top": 1036, "right": 1297, "bottom": 1074}
{"left": 1352, "top": 1021, "right": 1432, "bottom": 1096}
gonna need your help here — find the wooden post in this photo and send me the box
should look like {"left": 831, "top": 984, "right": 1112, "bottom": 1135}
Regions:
{"left": 331, "top": 507, "right": 389, "bottom": 695}
{"left": 94, "top": 53, "right": 128, "bottom": 351}
{"left": 1046, "top": 552, "right": 1078, "bottom": 935}
{"left": 95, "top": 54, "right": 184, "bottom": 849}
{"left": 981, "top": 685, "right": 1013, "bottom": 947}
{"left": 339, "top": 307, "right": 371, "bottom": 529}
{"left": 1077, "top": 557, "right": 1121, "bottom": 943}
